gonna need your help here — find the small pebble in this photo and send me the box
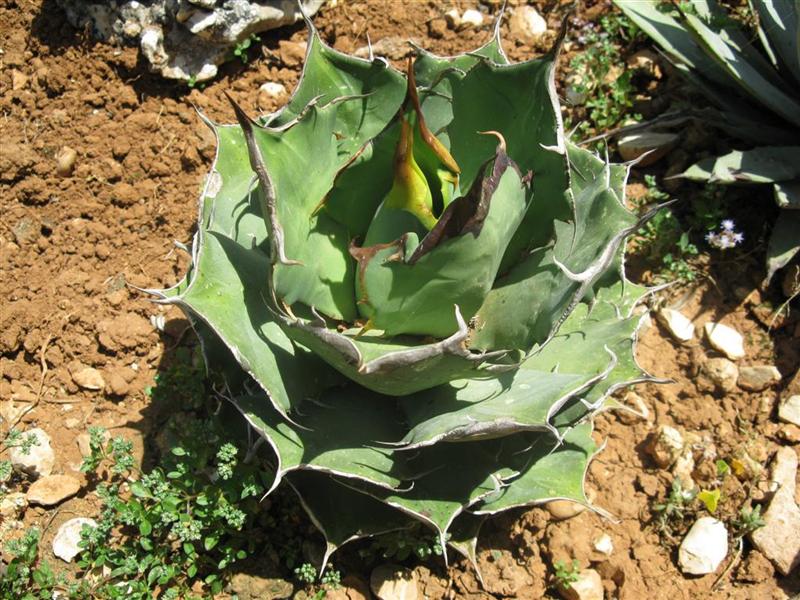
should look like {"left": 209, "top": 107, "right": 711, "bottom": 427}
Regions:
{"left": 704, "top": 322, "right": 745, "bottom": 360}
{"left": 593, "top": 533, "right": 613, "bottom": 556}
{"left": 510, "top": 6, "right": 547, "bottom": 40}
{"left": 444, "top": 8, "right": 461, "bottom": 28}
{"left": 700, "top": 357, "right": 739, "bottom": 393}
{"left": 72, "top": 366, "right": 105, "bottom": 391}
{"left": 26, "top": 474, "right": 81, "bottom": 507}
{"left": 0, "top": 492, "right": 27, "bottom": 518}
{"left": 9, "top": 428, "right": 55, "bottom": 479}
{"left": 778, "top": 395, "right": 800, "bottom": 427}
{"left": 370, "top": 564, "right": 420, "bottom": 600}
{"left": 53, "top": 518, "right": 97, "bottom": 563}
{"left": 737, "top": 365, "right": 781, "bottom": 392}
{"left": 56, "top": 146, "right": 78, "bottom": 177}
{"left": 656, "top": 308, "right": 695, "bottom": 344}
{"left": 259, "top": 81, "right": 286, "bottom": 99}
{"left": 646, "top": 425, "right": 684, "bottom": 468}
{"left": 678, "top": 517, "right": 728, "bottom": 575}
{"left": 559, "top": 568, "right": 603, "bottom": 600}
{"left": 460, "top": 9, "right": 484, "bottom": 28}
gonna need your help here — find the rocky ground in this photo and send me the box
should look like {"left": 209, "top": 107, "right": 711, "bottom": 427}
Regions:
{"left": 1, "top": 1, "right": 799, "bottom": 598}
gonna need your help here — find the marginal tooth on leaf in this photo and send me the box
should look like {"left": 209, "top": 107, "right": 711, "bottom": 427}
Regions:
{"left": 266, "top": 94, "right": 325, "bottom": 132}
{"left": 477, "top": 129, "right": 507, "bottom": 153}
{"left": 224, "top": 91, "right": 302, "bottom": 268}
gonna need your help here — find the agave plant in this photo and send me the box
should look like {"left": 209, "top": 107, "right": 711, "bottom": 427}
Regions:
{"left": 614, "top": 0, "right": 800, "bottom": 282}
{"left": 153, "top": 15, "right": 661, "bottom": 572}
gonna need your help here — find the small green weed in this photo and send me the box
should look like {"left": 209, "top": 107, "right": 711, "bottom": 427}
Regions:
{"left": 1, "top": 353, "right": 314, "bottom": 599}
{"left": 1, "top": 428, "right": 40, "bottom": 496}
{"left": 652, "top": 478, "right": 698, "bottom": 541}
{"left": 358, "top": 524, "right": 446, "bottom": 562}
{"left": 552, "top": 559, "right": 581, "bottom": 589}
{"left": 633, "top": 175, "right": 699, "bottom": 283}
{"left": 566, "top": 13, "right": 643, "bottom": 140}
{"left": 697, "top": 488, "right": 721, "bottom": 513}
{"left": 232, "top": 34, "right": 261, "bottom": 64}
{"left": 1, "top": 528, "right": 88, "bottom": 599}
{"left": 731, "top": 505, "right": 766, "bottom": 539}
{"left": 73, "top": 422, "right": 272, "bottom": 598}
{"left": 294, "top": 563, "right": 342, "bottom": 599}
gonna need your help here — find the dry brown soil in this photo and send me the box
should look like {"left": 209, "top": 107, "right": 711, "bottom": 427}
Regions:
{"left": 1, "top": 0, "right": 799, "bottom": 598}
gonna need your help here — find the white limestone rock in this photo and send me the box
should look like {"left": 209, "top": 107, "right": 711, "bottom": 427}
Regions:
{"left": 54, "top": 0, "right": 324, "bottom": 82}
{"left": 751, "top": 447, "right": 800, "bottom": 575}
{"left": 9, "top": 428, "right": 55, "bottom": 479}
{"left": 678, "top": 517, "right": 728, "bottom": 575}
{"left": 26, "top": 474, "right": 81, "bottom": 507}
{"left": 370, "top": 564, "right": 420, "bottom": 600}
{"left": 646, "top": 425, "right": 684, "bottom": 468}
{"left": 778, "top": 395, "right": 800, "bottom": 427}
{"left": 656, "top": 308, "right": 695, "bottom": 344}
{"left": 510, "top": 6, "right": 547, "bottom": 40}
{"left": 53, "top": 518, "right": 97, "bottom": 563}
{"left": 559, "top": 568, "right": 604, "bottom": 600}
{"left": 593, "top": 533, "right": 613, "bottom": 556}
{"left": 700, "top": 357, "right": 739, "bottom": 393}
{"left": 72, "top": 366, "right": 105, "bottom": 391}
{"left": 460, "top": 9, "right": 484, "bottom": 29}
{"left": 704, "top": 322, "right": 745, "bottom": 360}
{"left": 737, "top": 365, "right": 781, "bottom": 392}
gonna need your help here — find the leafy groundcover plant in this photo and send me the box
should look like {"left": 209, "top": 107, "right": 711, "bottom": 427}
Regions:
{"left": 152, "top": 16, "right": 662, "bottom": 573}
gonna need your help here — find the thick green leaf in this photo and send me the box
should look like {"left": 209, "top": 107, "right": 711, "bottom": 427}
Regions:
{"left": 766, "top": 209, "right": 800, "bottom": 283}
{"left": 751, "top": 0, "right": 800, "bottom": 85}
{"left": 174, "top": 231, "right": 332, "bottom": 415}
{"left": 286, "top": 470, "right": 413, "bottom": 569}
{"left": 280, "top": 322, "right": 492, "bottom": 396}
{"left": 321, "top": 121, "right": 399, "bottom": 238}
{"left": 174, "top": 188, "right": 496, "bottom": 397}
{"left": 158, "top": 125, "right": 339, "bottom": 417}
{"left": 355, "top": 154, "right": 529, "bottom": 337}
{"left": 356, "top": 435, "right": 529, "bottom": 538}
{"left": 448, "top": 55, "right": 571, "bottom": 266}
{"left": 400, "top": 282, "right": 644, "bottom": 448}
{"left": 412, "top": 32, "right": 510, "bottom": 141}
{"left": 688, "top": 0, "right": 785, "bottom": 88}
{"left": 232, "top": 392, "right": 406, "bottom": 492}
{"left": 268, "top": 29, "right": 407, "bottom": 158}
{"left": 682, "top": 12, "right": 800, "bottom": 128}
{"left": 613, "top": 0, "right": 733, "bottom": 88}
{"left": 473, "top": 422, "right": 597, "bottom": 514}
{"left": 683, "top": 146, "right": 800, "bottom": 183}
{"left": 447, "top": 513, "right": 486, "bottom": 576}
{"left": 247, "top": 103, "right": 358, "bottom": 321}
{"left": 470, "top": 144, "right": 637, "bottom": 352}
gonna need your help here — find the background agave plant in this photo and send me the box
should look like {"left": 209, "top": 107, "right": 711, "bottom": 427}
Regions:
{"left": 614, "top": 0, "right": 800, "bottom": 283}
{"left": 153, "top": 16, "right": 662, "bottom": 572}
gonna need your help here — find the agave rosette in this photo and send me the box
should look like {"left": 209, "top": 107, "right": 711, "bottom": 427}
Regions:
{"left": 154, "top": 16, "right": 660, "bottom": 570}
